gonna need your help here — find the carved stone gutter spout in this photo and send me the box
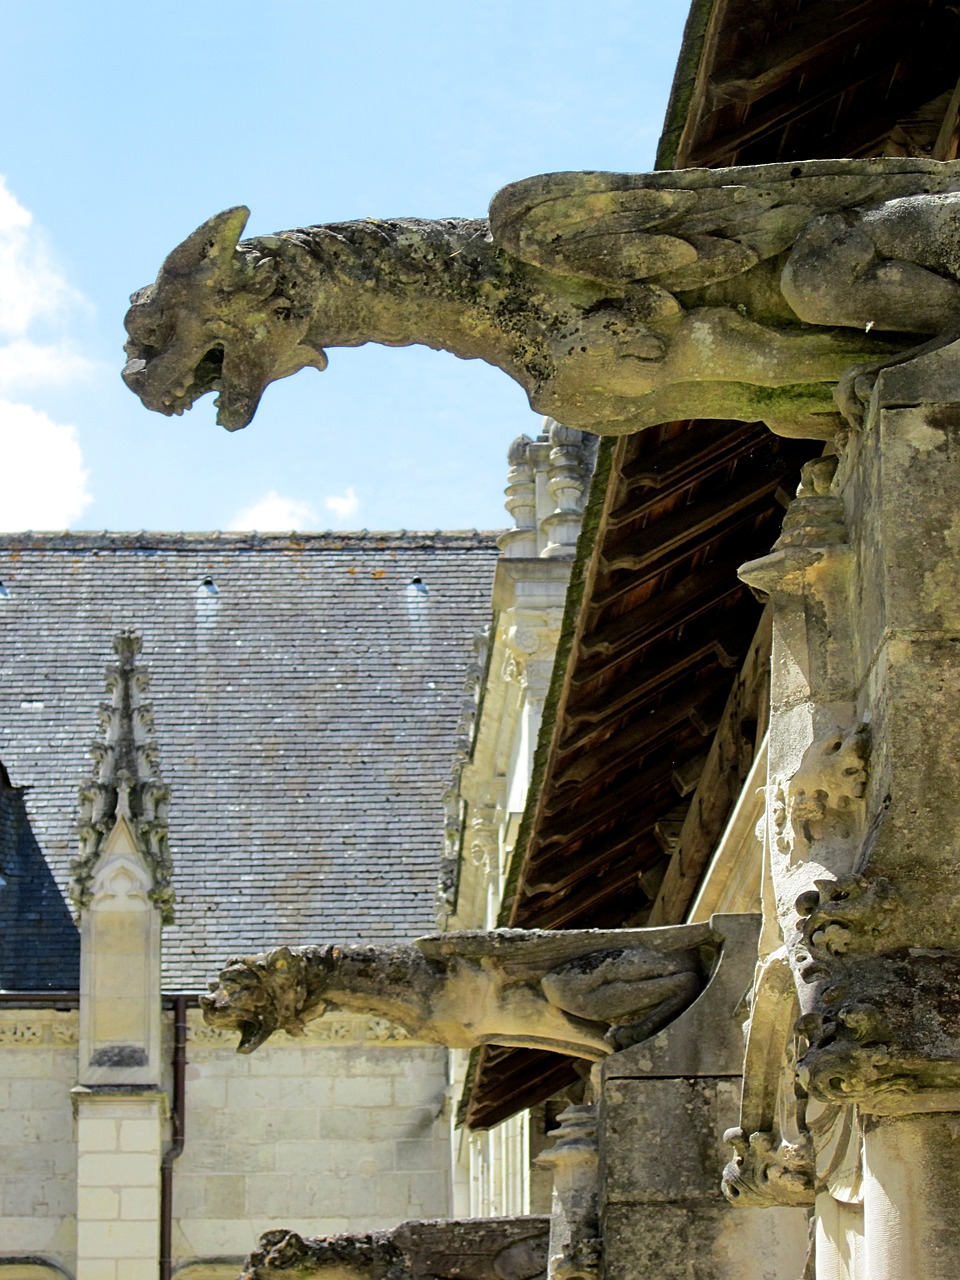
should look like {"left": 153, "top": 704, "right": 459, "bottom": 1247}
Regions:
{"left": 240, "top": 1216, "right": 549, "bottom": 1280}
{"left": 125, "top": 158, "right": 960, "bottom": 440}
{"left": 201, "top": 922, "right": 721, "bottom": 1060}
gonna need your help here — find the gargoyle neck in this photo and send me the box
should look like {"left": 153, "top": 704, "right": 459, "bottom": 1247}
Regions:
{"left": 321, "top": 944, "right": 441, "bottom": 1036}
{"left": 283, "top": 218, "right": 560, "bottom": 393}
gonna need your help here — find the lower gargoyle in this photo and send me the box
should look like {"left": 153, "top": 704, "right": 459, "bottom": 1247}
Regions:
{"left": 240, "top": 1217, "right": 549, "bottom": 1280}
{"left": 201, "top": 923, "right": 715, "bottom": 1060}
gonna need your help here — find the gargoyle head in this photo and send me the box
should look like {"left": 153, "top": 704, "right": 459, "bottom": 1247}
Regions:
{"left": 122, "top": 207, "right": 328, "bottom": 432}
{"left": 201, "top": 944, "right": 335, "bottom": 1053}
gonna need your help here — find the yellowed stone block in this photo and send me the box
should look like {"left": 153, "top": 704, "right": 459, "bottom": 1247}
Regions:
{"left": 118, "top": 1119, "right": 162, "bottom": 1154}
{"left": 77, "top": 1185, "right": 120, "bottom": 1219}
{"left": 78, "top": 1152, "right": 158, "bottom": 1188}
{"left": 77, "top": 1118, "right": 118, "bottom": 1153}
{"left": 76, "top": 1260, "right": 116, "bottom": 1280}
{"left": 203, "top": 1173, "right": 245, "bottom": 1218}
{"left": 117, "top": 1260, "right": 161, "bottom": 1280}
{"left": 78, "top": 1218, "right": 157, "bottom": 1258}
{"left": 119, "top": 1185, "right": 159, "bottom": 1220}
{"left": 92, "top": 995, "right": 147, "bottom": 1045}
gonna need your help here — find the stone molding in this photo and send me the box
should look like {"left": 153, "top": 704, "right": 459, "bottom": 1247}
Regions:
{"left": 185, "top": 1006, "right": 422, "bottom": 1049}
{"left": 0, "top": 1008, "right": 78, "bottom": 1047}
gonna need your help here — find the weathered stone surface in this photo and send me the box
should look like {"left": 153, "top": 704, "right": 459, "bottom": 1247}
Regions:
{"left": 240, "top": 1216, "right": 549, "bottom": 1280}
{"left": 602, "top": 1077, "right": 740, "bottom": 1204}
{"left": 201, "top": 922, "right": 717, "bottom": 1060}
{"left": 603, "top": 913, "right": 760, "bottom": 1080}
{"left": 602, "top": 1202, "right": 808, "bottom": 1280}
{"left": 123, "top": 159, "right": 960, "bottom": 441}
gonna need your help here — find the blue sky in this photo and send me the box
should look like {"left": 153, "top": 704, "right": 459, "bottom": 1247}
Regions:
{"left": 0, "top": 1, "right": 689, "bottom": 533}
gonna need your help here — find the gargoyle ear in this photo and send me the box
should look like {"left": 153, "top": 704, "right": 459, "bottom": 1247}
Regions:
{"left": 161, "top": 205, "right": 250, "bottom": 279}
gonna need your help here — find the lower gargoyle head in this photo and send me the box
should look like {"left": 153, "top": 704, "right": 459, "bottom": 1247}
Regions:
{"left": 200, "top": 944, "right": 336, "bottom": 1053}
{"left": 123, "top": 206, "right": 329, "bottom": 432}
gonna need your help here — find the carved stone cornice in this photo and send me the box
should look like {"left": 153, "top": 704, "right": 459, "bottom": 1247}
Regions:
{"left": 70, "top": 630, "right": 173, "bottom": 922}
{"left": 0, "top": 1008, "right": 79, "bottom": 1047}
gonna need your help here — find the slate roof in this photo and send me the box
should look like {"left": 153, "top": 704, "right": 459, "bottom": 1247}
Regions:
{"left": 0, "top": 531, "right": 498, "bottom": 991}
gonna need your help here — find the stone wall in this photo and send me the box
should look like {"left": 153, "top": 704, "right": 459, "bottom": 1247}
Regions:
{"left": 0, "top": 1010, "right": 78, "bottom": 1269}
{"left": 0, "top": 1008, "right": 452, "bottom": 1276}
{"left": 171, "top": 1010, "right": 452, "bottom": 1263}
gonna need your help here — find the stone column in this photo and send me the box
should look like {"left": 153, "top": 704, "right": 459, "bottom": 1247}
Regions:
{"left": 535, "top": 1104, "right": 601, "bottom": 1280}
{"left": 733, "top": 341, "right": 960, "bottom": 1277}
{"left": 861, "top": 1113, "right": 960, "bottom": 1280}
{"left": 74, "top": 1087, "right": 167, "bottom": 1280}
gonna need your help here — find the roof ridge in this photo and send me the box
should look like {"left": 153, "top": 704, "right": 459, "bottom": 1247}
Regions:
{"left": 0, "top": 529, "right": 504, "bottom": 551}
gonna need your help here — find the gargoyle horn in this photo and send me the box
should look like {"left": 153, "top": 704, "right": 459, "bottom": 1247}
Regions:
{"left": 161, "top": 205, "right": 250, "bottom": 280}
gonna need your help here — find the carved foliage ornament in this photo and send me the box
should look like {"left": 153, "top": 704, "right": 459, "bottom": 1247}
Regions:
{"left": 790, "top": 875, "right": 960, "bottom": 1104}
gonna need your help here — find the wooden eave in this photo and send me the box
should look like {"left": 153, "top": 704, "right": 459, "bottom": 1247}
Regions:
{"left": 461, "top": 0, "right": 960, "bottom": 1130}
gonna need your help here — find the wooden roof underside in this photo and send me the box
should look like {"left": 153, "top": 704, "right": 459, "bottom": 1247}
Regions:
{"left": 462, "top": 0, "right": 960, "bottom": 1130}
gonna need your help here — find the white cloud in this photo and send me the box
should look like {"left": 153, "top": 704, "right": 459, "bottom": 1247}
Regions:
{"left": 0, "top": 179, "right": 96, "bottom": 530}
{"left": 0, "top": 400, "right": 92, "bottom": 530}
{"left": 0, "top": 177, "right": 82, "bottom": 339}
{"left": 324, "top": 486, "right": 360, "bottom": 523}
{"left": 227, "top": 489, "right": 319, "bottom": 531}
{"left": 0, "top": 339, "right": 93, "bottom": 391}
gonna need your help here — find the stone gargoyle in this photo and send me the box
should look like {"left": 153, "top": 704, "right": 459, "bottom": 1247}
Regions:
{"left": 240, "top": 1216, "right": 549, "bottom": 1280}
{"left": 124, "top": 158, "right": 960, "bottom": 440}
{"left": 200, "top": 923, "right": 717, "bottom": 1059}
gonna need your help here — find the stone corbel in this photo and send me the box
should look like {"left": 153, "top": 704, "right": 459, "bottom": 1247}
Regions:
{"left": 240, "top": 1216, "right": 550, "bottom": 1280}
{"left": 202, "top": 919, "right": 738, "bottom": 1061}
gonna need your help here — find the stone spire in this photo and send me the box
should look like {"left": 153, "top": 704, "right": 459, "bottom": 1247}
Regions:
{"left": 71, "top": 629, "right": 173, "bottom": 922}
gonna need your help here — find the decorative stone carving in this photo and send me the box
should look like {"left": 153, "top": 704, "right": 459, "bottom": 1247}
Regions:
{"left": 782, "top": 875, "right": 960, "bottom": 1106}
{"left": 499, "top": 435, "right": 538, "bottom": 559}
{"left": 771, "top": 724, "right": 870, "bottom": 867}
{"left": 201, "top": 921, "right": 718, "bottom": 1059}
{"left": 70, "top": 630, "right": 173, "bottom": 923}
{"left": 124, "top": 159, "right": 960, "bottom": 441}
{"left": 240, "top": 1216, "right": 549, "bottom": 1280}
{"left": 723, "top": 1127, "right": 815, "bottom": 1208}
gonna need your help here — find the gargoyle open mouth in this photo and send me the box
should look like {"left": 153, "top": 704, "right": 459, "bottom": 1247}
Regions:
{"left": 159, "top": 344, "right": 225, "bottom": 418}
{"left": 233, "top": 1016, "right": 275, "bottom": 1054}
{"left": 199, "top": 986, "right": 279, "bottom": 1054}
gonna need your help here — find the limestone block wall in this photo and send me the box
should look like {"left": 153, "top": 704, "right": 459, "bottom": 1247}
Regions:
{"left": 0, "top": 1008, "right": 452, "bottom": 1277}
{"left": 0, "top": 1009, "right": 78, "bottom": 1270}
{"left": 173, "top": 1009, "right": 452, "bottom": 1263}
